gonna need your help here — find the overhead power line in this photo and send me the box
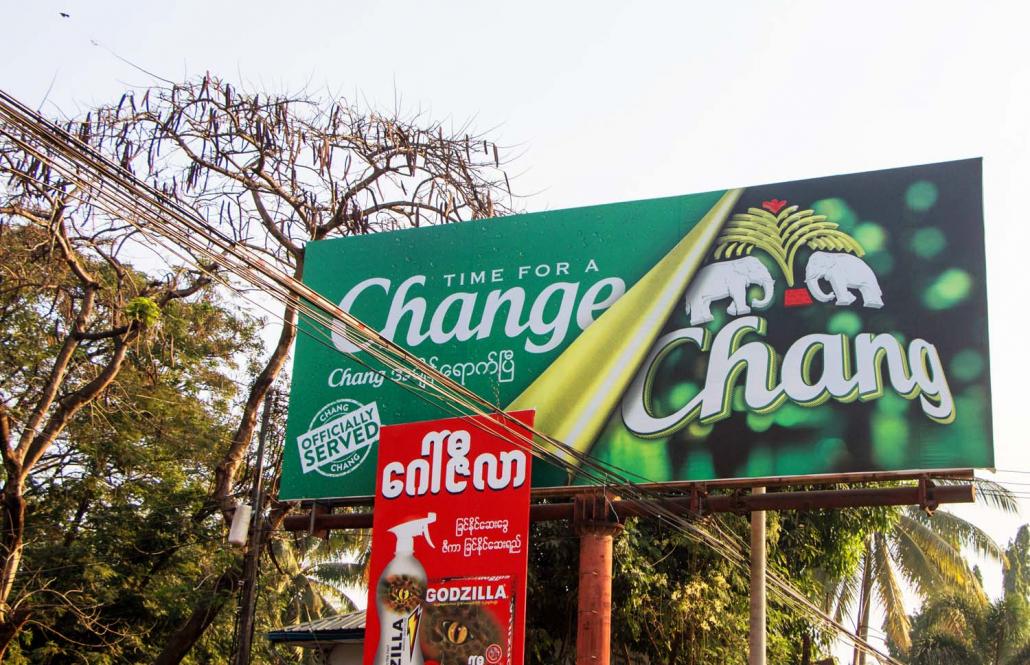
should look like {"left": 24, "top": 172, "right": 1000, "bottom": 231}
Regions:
{"left": 0, "top": 88, "right": 922, "bottom": 664}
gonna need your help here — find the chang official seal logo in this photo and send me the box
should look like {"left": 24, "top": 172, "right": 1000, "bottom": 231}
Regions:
{"left": 297, "top": 398, "right": 380, "bottom": 477}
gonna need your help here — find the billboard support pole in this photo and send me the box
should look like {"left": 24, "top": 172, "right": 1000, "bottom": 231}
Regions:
{"left": 234, "top": 390, "right": 274, "bottom": 665}
{"left": 573, "top": 494, "right": 623, "bottom": 665}
{"left": 749, "top": 487, "right": 766, "bottom": 665}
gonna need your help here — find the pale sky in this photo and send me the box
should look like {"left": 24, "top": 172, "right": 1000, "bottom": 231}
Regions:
{"left": 4, "top": 0, "right": 1029, "bottom": 657}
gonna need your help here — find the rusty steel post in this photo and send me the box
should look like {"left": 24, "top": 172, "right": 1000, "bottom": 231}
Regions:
{"left": 573, "top": 494, "right": 623, "bottom": 665}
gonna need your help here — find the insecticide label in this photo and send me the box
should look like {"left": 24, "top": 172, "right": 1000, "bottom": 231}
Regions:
{"left": 364, "top": 412, "right": 533, "bottom": 665}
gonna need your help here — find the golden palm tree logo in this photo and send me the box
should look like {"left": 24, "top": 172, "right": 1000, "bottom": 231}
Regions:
{"left": 712, "top": 198, "right": 865, "bottom": 286}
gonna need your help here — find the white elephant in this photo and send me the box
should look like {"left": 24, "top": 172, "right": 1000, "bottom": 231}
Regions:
{"left": 804, "top": 251, "right": 884, "bottom": 308}
{"left": 684, "top": 256, "right": 775, "bottom": 325}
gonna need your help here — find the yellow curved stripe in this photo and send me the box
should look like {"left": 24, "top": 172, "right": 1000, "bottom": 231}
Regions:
{"left": 506, "top": 189, "right": 744, "bottom": 477}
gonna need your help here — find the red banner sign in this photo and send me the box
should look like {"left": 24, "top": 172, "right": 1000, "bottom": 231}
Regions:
{"left": 363, "top": 411, "right": 534, "bottom": 665}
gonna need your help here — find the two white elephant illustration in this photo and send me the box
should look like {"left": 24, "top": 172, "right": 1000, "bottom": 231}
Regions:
{"left": 684, "top": 252, "right": 883, "bottom": 325}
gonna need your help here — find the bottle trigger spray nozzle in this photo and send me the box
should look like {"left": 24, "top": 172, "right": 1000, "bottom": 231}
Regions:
{"left": 388, "top": 512, "right": 437, "bottom": 554}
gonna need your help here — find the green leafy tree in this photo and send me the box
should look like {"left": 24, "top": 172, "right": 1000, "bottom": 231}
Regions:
{"left": 525, "top": 500, "right": 895, "bottom": 664}
{"left": 903, "top": 525, "right": 1030, "bottom": 665}
{"left": 0, "top": 161, "right": 221, "bottom": 658}
{"left": 0, "top": 275, "right": 262, "bottom": 662}
{"left": 841, "top": 496, "right": 1015, "bottom": 665}
{"left": 254, "top": 531, "right": 370, "bottom": 664}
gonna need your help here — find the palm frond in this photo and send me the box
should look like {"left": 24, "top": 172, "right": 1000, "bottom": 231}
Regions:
{"left": 830, "top": 568, "right": 861, "bottom": 624}
{"left": 303, "top": 528, "right": 371, "bottom": 564}
{"left": 300, "top": 581, "right": 325, "bottom": 617}
{"left": 306, "top": 577, "right": 352, "bottom": 609}
{"left": 893, "top": 523, "right": 947, "bottom": 597}
{"left": 269, "top": 531, "right": 370, "bottom": 628}
{"left": 309, "top": 561, "right": 367, "bottom": 587}
{"left": 897, "top": 514, "right": 985, "bottom": 601}
{"left": 271, "top": 538, "right": 300, "bottom": 575}
{"left": 811, "top": 566, "right": 855, "bottom": 620}
{"left": 921, "top": 594, "right": 979, "bottom": 638}
{"left": 908, "top": 632, "right": 981, "bottom": 665}
{"left": 872, "top": 533, "right": 912, "bottom": 652}
{"left": 931, "top": 477, "right": 1019, "bottom": 514}
{"left": 974, "top": 478, "right": 1020, "bottom": 514}
{"left": 1004, "top": 639, "right": 1030, "bottom": 665}
{"left": 905, "top": 507, "right": 1005, "bottom": 563}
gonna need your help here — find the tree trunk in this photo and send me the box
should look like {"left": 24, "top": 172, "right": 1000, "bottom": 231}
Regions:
{"left": 212, "top": 267, "right": 300, "bottom": 516}
{"left": 0, "top": 479, "right": 26, "bottom": 660}
{"left": 152, "top": 563, "right": 241, "bottom": 665}
{"left": 0, "top": 607, "right": 29, "bottom": 661}
{"left": 152, "top": 489, "right": 289, "bottom": 664}
{"left": 852, "top": 538, "right": 874, "bottom": 665}
{"left": 62, "top": 490, "right": 92, "bottom": 549}
{"left": 801, "top": 630, "right": 812, "bottom": 665}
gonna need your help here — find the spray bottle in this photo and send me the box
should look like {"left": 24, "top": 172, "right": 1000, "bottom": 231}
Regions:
{"left": 373, "top": 512, "right": 436, "bottom": 665}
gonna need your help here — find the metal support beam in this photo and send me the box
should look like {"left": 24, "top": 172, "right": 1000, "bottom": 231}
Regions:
{"left": 530, "top": 468, "right": 974, "bottom": 500}
{"left": 299, "top": 469, "right": 975, "bottom": 508}
{"left": 282, "top": 483, "right": 977, "bottom": 532}
{"left": 307, "top": 502, "right": 330, "bottom": 539}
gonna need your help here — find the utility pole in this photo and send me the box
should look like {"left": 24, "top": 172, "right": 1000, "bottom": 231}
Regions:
{"left": 234, "top": 390, "right": 275, "bottom": 665}
{"left": 750, "top": 486, "right": 766, "bottom": 665}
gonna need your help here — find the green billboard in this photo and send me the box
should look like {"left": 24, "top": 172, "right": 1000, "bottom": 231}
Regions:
{"left": 280, "top": 159, "right": 993, "bottom": 500}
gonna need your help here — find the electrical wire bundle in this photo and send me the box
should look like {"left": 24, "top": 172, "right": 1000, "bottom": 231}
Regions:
{"left": 0, "top": 88, "right": 917, "bottom": 663}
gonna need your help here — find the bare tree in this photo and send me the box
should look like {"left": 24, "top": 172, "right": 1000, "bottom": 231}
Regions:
{"left": 66, "top": 75, "right": 515, "bottom": 662}
{"left": 112, "top": 76, "right": 513, "bottom": 516}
